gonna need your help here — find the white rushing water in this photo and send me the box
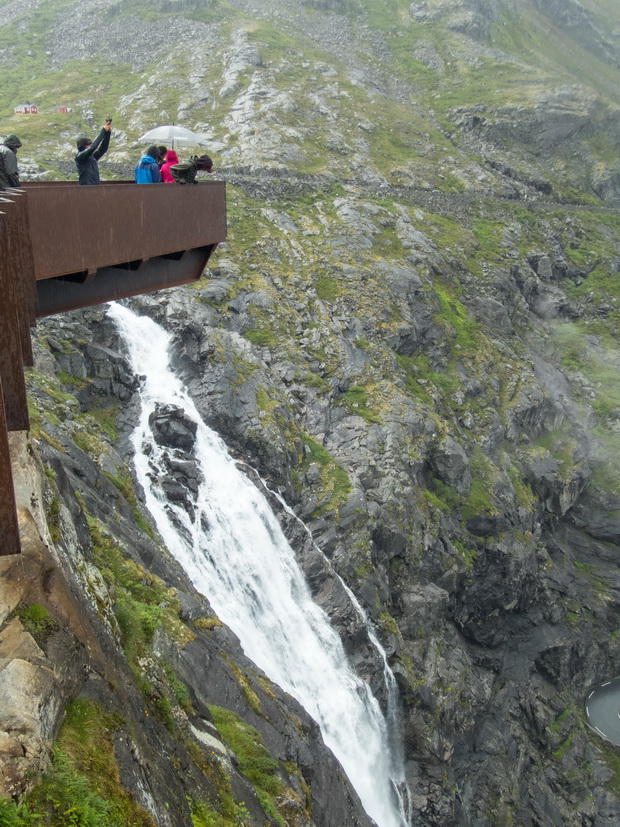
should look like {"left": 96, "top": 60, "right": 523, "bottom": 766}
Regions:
{"left": 108, "top": 303, "right": 408, "bottom": 827}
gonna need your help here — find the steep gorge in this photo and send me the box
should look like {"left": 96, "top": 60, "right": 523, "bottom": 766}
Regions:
{"left": 3, "top": 0, "right": 620, "bottom": 824}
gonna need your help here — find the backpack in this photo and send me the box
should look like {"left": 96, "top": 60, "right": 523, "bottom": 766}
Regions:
{"left": 170, "top": 158, "right": 199, "bottom": 184}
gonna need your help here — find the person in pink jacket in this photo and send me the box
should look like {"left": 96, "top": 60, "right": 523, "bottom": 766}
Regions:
{"left": 160, "top": 149, "right": 180, "bottom": 183}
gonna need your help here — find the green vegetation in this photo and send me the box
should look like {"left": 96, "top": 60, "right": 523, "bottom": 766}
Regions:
{"left": 224, "top": 659, "right": 262, "bottom": 716}
{"left": 190, "top": 798, "right": 251, "bottom": 827}
{"left": 508, "top": 464, "right": 536, "bottom": 511}
{"left": 551, "top": 733, "right": 574, "bottom": 761}
{"left": 316, "top": 270, "right": 344, "bottom": 301}
{"left": 22, "top": 698, "right": 155, "bottom": 826}
{"left": 244, "top": 328, "right": 277, "bottom": 347}
{"left": 433, "top": 283, "right": 480, "bottom": 351}
{"left": 490, "top": 3, "right": 620, "bottom": 105}
{"left": 89, "top": 404, "right": 120, "bottom": 443}
{"left": 462, "top": 448, "right": 497, "bottom": 522}
{"left": 396, "top": 354, "right": 437, "bottom": 407}
{"left": 300, "top": 434, "right": 352, "bottom": 516}
{"left": 84, "top": 515, "right": 195, "bottom": 731}
{"left": 103, "top": 468, "right": 155, "bottom": 538}
{"left": 43, "top": 464, "right": 62, "bottom": 543}
{"left": 193, "top": 615, "right": 223, "bottom": 631}
{"left": 0, "top": 798, "right": 42, "bottom": 824}
{"left": 12, "top": 603, "right": 57, "bottom": 649}
{"left": 378, "top": 610, "right": 399, "bottom": 637}
{"left": 424, "top": 475, "right": 461, "bottom": 515}
{"left": 453, "top": 539, "right": 477, "bottom": 569}
{"left": 469, "top": 219, "right": 507, "bottom": 273}
{"left": 536, "top": 431, "right": 579, "bottom": 482}
{"left": 208, "top": 706, "right": 305, "bottom": 827}
{"left": 337, "top": 385, "right": 382, "bottom": 424}
{"left": 88, "top": 516, "right": 192, "bottom": 652}
{"left": 598, "top": 740, "right": 620, "bottom": 797}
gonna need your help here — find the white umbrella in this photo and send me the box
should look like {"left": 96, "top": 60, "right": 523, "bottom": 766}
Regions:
{"left": 138, "top": 125, "right": 209, "bottom": 148}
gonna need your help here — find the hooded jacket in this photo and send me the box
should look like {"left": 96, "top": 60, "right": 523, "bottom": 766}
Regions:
{"left": 0, "top": 135, "right": 22, "bottom": 189}
{"left": 160, "top": 150, "right": 179, "bottom": 183}
{"left": 134, "top": 154, "right": 162, "bottom": 184}
{"left": 75, "top": 128, "right": 111, "bottom": 185}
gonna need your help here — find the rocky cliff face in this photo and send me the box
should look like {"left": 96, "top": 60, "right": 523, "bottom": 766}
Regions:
{"left": 5, "top": 323, "right": 373, "bottom": 826}
{"left": 4, "top": 0, "right": 620, "bottom": 824}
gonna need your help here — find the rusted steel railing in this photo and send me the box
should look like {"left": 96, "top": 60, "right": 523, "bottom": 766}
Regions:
{"left": 0, "top": 192, "right": 33, "bottom": 554}
{"left": 0, "top": 179, "right": 227, "bottom": 553}
{"left": 23, "top": 181, "right": 227, "bottom": 315}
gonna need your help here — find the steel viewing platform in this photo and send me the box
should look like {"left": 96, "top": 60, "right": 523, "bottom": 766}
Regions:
{"left": 0, "top": 179, "right": 227, "bottom": 554}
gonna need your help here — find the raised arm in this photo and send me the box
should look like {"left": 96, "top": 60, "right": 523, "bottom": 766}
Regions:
{"left": 93, "top": 123, "right": 112, "bottom": 160}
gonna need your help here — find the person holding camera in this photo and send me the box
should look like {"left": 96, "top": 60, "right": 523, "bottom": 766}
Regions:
{"left": 75, "top": 119, "right": 112, "bottom": 185}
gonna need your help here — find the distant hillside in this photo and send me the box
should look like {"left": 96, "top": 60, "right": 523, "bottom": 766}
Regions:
{"left": 1, "top": 0, "right": 619, "bottom": 203}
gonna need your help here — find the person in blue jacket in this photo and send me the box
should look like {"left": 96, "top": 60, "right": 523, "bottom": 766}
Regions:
{"left": 75, "top": 120, "right": 112, "bottom": 185}
{"left": 135, "top": 145, "right": 162, "bottom": 183}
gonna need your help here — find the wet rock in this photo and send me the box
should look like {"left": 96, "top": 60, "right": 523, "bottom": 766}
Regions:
{"left": 525, "top": 448, "right": 589, "bottom": 516}
{"left": 149, "top": 404, "right": 198, "bottom": 450}
{"left": 429, "top": 435, "right": 471, "bottom": 496}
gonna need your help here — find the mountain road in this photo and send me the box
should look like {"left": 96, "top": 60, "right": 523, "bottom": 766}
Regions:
{"left": 586, "top": 678, "right": 620, "bottom": 744}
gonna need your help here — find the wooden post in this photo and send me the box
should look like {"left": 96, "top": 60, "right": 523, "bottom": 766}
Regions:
{"left": 0, "top": 198, "right": 26, "bottom": 554}
{"left": 0, "top": 381, "right": 20, "bottom": 555}
{"left": 0, "top": 196, "right": 30, "bottom": 432}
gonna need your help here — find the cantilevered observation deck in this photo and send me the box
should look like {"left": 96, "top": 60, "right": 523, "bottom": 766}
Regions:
{"left": 0, "top": 180, "right": 227, "bottom": 554}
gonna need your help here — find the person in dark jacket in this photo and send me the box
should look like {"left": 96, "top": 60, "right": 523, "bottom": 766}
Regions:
{"left": 0, "top": 135, "right": 22, "bottom": 189}
{"left": 75, "top": 121, "right": 112, "bottom": 185}
{"left": 134, "top": 145, "right": 162, "bottom": 183}
{"left": 170, "top": 154, "right": 213, "bottom": 184}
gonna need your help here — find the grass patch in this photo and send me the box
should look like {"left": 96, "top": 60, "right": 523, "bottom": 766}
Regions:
{"left": 102, "top": 469, "right": 155, "bottom": 538}
{"left": 0, "top": 798, "right": 42, "bottom": 824}
{"left": 190, "top": 798, "right": 251, "bottom": 827}
{"left": 536, "top": 431, "right": 579, "bottom": 481}
{"left": 468, "top": 218, "right": 507, "bottom": 274}
{"left": 86, "top": 514, "right": 194, "bottom": 658}
{"left": 597, "top": 740, "right": 620, "bottom": 797}
{"left": 300, "top": 434, "right": 352, "bottom": 516}
{"left": 453, "top": 539, "right": 477, "bottom": 569}
{"left": 490, "top": 3, "right": 620, "bottom": 105}
{"left": 336, "top": 385, "right": 382, "bottom": 424}
{"left": 89, "top": 404, "right": 120, "bottom": 442}
{"left": 12, "top": 603, "right": 57, "bottom": 650}
{"left": 424, "top": 475, "right": 461, "bottom": 515}
{"left": 508, "top": 464, "right": 536, "bottom": 511}
{"left": 316, "top": 271, "right": 344, "bottom": 301}
{"left": 193, "top": 615, "right": 223, "bottom": 631}
{"left": 462, "top": 448, "right": 497, "bottom": 521}
{"left": 433, "top": 282, "right": 480, "bottom": 351}
{"left": 244, "top": 328, "right": 277, "bottom": 347}
{"left": 396, "top": 354, "right": 435, "bottom": 406}
{"left": 208, "top": 706, "right": 285, "bottom": 824}
{"left": 24, "top": 698, "right": 155, "bottom": 826}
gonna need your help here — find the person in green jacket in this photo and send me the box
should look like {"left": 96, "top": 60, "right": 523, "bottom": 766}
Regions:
{"left": 170, "top": 154, "right": 213, "bottom": 184}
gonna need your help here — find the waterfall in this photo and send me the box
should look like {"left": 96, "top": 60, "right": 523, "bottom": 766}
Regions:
{"left": 256, "top": 473, "right": 411, "bottom": 820}
{"left": 108, "top": 303, "right": 409, "bottom": 827}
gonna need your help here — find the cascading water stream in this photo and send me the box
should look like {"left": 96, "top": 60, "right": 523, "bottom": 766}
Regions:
{"left": 252, "top": 470, "right": 411, "bottom": 819}
{"left": 108, "top": 303, "right": 408, "bottom": 827}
